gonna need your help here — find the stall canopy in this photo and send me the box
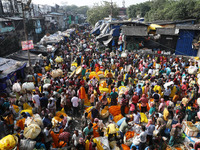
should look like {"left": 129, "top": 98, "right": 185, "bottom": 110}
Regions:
{"left": 6, "top": 50, "right": 43, "bottom": 67}
{"left": 0, "top": 57, "right": 26, "bottom": 93}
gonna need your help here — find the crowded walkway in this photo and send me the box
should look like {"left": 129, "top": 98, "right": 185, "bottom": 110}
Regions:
{"left": 0, "top": 28, "right": 200, "bottom": 150}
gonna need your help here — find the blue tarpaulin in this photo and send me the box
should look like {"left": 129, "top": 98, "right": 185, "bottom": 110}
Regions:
{"left": 0, "top": 58, "right": 26, "bottom": 93}
{"left": 91, "top": 26, "right": 101, "bottom": 35}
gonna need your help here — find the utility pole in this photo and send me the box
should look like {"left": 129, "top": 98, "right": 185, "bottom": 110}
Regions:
{"left": 21, "top": 1, "right": 31, "bottom": 68}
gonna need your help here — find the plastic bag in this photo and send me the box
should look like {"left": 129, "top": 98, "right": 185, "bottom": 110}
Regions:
{"left": 22, "top": 82, "right": 35, "bottom": 91}
{"left": 23, "top": 124, "right": 41, "bottom": 140}
{"left": 43, "top": 83, "right": 51, "bottom": 89}
{"left": 55, "top": 56, "right": 63, "bottom": 63}
{"left": 51, "top": 69, "right": 63, "bottom": 78}
{"left": 188, "top": 66, "right": 197, "bottom": 75}
{"left": 19, "top": 139, "right": 36, "bottom": 150}
{"left": 12, "top": 83, "right": 21, "bottom": 92}
{"left": 70, "top": 65, "right": 77, "bottom": 71}
{"left": 0, "top": 135, "right": 18, "bottom": 150}
{"left": 57, "top": 69, "right": 63, "bottom": 76}
{"left": 94, "top": 137, "right": 109, "bottom": 150}
{"left": 51, "top": 70, "right": 59, "bottom": 78}
{"left": 26, "top": 114, "right": 43, "bottom": 127}
{"left": 132, "top": 136, "right": 140, "bottom": 146}
{"left": 21, "top": 109, "right": 33, "bottom": 116}
{"left": 121, "top": 52, "right": 127, "bottom": 58}
{"left": 23, "top": 103, "right": 32, "bottom": 110}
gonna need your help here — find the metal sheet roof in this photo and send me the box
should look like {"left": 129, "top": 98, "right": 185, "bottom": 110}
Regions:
{"left": 156, "top": 28, "right": 178, "bottom": 35}
{"left": 121, "top": 26, "right": 148, "bottom": 36}
{"left": 176, "top": 25, "right": 200, "bottom": 30}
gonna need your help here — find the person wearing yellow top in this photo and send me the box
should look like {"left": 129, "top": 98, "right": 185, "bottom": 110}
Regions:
{"left": 172, "top": 92, "right": 179, "bottom": 105}
{"left": 153, "top": 85, "right": 162, "bottom": 95}
{"left": 170, "top": 85, "right": 177, "bottom": 98}
{"left": 163, "top": 107, "right": 169, "bottom": 121}
{"left": 107, "top": 122, "right": 117, "bottom": 141}
{"left": 182, "top": 95, "right": 189, "bottom": 107}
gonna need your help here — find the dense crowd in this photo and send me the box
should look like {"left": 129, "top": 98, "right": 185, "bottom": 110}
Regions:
{"left": 1, "top": 29, "right": 200, "bottom": 150}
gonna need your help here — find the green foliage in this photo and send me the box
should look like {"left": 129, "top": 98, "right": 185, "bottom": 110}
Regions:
{"left": 127, "top": 1, "right": 151, "bottom": 18}
{"left": 127, "top": 0, "right": 200, "bottom": 22}
{"left": 62, "top": 5, "right": 89, "bottom": 16}
{"left": 87, "top": 1, "right": 119, "bottom": 26}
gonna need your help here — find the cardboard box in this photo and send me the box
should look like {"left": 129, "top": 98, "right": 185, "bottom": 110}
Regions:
{"left": 182, "top": 121, "right": 198, "bottom": 137}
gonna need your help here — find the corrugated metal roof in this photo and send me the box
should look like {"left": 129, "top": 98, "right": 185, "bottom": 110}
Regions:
{"left": 109, "top": 21, "right": 148, "bottom": 26}
{"left": 0, "top": 18, "right": 10, "bottom": 22}
{"left": 49, "top": 12, "right": 63, "bottom": 16}
{"left": 147, "top": 19, "right": 196, "bottom": 25}
{"left": 5, "top": 17, "right": 23, "bottom": 21}
{"left": 176, "top": 25, "right": 200, "bottom": 30}
{"left": 156, "top": 28, "right": 177, "bottom": 35}
{"left": 121, "top": 26, "right": 148, "bottom": 36}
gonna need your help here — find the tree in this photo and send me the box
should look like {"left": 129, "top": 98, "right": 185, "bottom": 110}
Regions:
{"left": 61, "top": 5, "right": 89, "bottom": 16}
{"left": 127, "top": 1, "right": 151, "bottom": 19}
{"left": 87, "top": 1, "right": 119, "bottom": 26}
{"left": 127, "top": 0, "right": 200, "bottom": 22}
{"left": 77, "top": 6, "right": 89, "bottom": 15}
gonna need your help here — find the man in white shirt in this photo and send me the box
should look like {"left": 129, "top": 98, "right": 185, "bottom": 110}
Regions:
{"left": 71, "top": 96, "right": 79, "bottom": 117}
{"left": 43, "top": 125, "right": 52, "bottom": 149}
{"left": 32, "top": 92, "right": 40, "bottom": 111}
{"left": 90, "top": 77, "right": 98, "bottom": 87}
{"left": 148, "top": 66, "right": 153, "bottom": 75}
{"left": 72, "top": 130, "right": 82, "bottom": 147}
{"left": 138, "top": 126, "right": 147, "bottom": 150}
{"left": 133, "top": 110, "right": 141, "bottom": 124}
{"left": 164, "top": 86, "right": 171, "bottom": 101}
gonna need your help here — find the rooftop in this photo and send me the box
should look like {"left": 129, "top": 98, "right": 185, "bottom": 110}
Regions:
{"left": 49, "top": 12, "right": 63, "bottom": 16}
{"left": 147, "top": 19, "right": 196, "bottom": 25}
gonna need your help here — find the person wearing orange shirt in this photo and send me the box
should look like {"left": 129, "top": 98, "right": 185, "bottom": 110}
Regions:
{"left": 92, "top": 118, "right": 100, "bottom": 138}
{"left": 172, "top": 92, "right": 179, "bottom": 105}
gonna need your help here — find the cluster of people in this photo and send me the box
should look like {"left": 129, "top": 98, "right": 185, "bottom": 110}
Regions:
{"left": 1, "top": 28, "right": 200, "bottom": 150}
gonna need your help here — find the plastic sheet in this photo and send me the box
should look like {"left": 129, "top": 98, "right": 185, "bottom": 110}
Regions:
{"left": 22, "top": 82, "right": 35, "bottom": 91}
{"left": 23, "top": 124, "right": 41, "bottom": 140}
{"left": 12, "top": 83, "right": 21, "bottom": 92}
{"left": 0, "top": 135, "right": 18, "bottom": 150}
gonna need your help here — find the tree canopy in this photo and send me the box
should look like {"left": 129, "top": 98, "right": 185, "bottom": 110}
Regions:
{"left": 87, "top": 1, "right": 119, "bottom": 26}
{"left": 127, "top": 0, "right": 200, "bottom": 22}
{"left": 62, "top": 5, "right": 89, "bottom": 16}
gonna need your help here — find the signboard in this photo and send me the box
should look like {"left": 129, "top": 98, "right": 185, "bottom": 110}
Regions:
{"left": 21, "top": 40, "right": 34, "bottom": 50}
